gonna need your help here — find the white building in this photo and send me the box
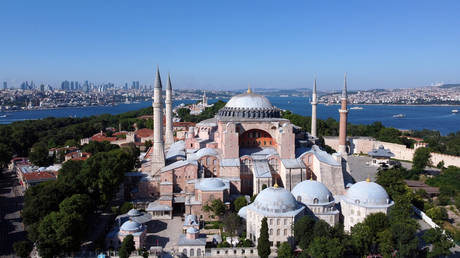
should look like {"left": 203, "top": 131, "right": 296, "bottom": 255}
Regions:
{"left": 340, "top": 180, "right": 394, "bottom": 232}
{"left": 291, "top": 180, "right": 340, "bottom": 226}
{"left": 244, "top": 185, "right": 305, "bottom": 247}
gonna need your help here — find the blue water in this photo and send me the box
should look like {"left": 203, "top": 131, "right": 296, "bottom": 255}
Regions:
{"left": 0, "top": 97, "right": 459, "bottom": 135}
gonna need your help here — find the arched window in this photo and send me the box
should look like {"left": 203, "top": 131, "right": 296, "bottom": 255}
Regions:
{"left": 277, "top": 219, "right": 280, "bottom": 225}
{"left": 190, "top": 248, "right": 194, "bottom": 256}
{"left": 297, "top": 196, "right": 302, "bottom": 202}
{"left": 313, "top": 198, "right": 319, "bottom": 204}
{"left": 270, "top": 229, "right": 273, "bottom": 235}
{"left": 284, "top": 229, "right": 287, "bottom": 235}
{"left": 183, "top": 249, "right": 187, "bottom": 256}
{"left": 213, "top": 159, "right": 217, "bottom": 165}
{"left": 277, "top": 229, "right": 280, "bottom": 236}
{"left": 269, "top": 219, "right": 273, "bottom": 225}
{"left": 206, "top": 157, "right": 211, "bottom": 165}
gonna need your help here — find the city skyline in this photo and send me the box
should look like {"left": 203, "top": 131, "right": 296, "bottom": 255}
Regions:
{"left": 1, "top": 1, "right": 460, "bottom": 90}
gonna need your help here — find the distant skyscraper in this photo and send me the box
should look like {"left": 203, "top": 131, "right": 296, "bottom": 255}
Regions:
{"left": 2, "top": 81, "right": 6, "bottom": 90}
{"left": 40, "top": 84, "right": 45, "bottom": 92}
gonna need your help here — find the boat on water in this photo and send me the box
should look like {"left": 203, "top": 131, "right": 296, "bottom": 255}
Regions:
{"left": 350, "top": 106, "right": 363, "bottom": 110}
{"left": 0, "top": 114, "right": 7, "bottom": 118}
{"left": 393, "top": 114, "right": 405, "bottom": 118}
{"left": 452, "top": 109, "right": 459, "bottom": 113}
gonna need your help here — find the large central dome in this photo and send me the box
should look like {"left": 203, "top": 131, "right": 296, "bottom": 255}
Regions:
{"left": 217, "top": 89, "right": 281, "bottom": 119}
{"left": 225, "top": 91, "right": 274, "bottom": 109}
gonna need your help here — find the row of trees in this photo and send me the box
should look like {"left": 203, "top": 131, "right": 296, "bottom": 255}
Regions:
{"left": 20, "top": 142, "right": 138, "bottom": 258}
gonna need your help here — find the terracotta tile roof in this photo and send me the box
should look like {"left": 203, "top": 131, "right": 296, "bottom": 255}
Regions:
{"left": 23, "top": 171, "right": 58, "bottom": 182}
{"left": 136, "top": 128, "right": 153, "bottom": 138}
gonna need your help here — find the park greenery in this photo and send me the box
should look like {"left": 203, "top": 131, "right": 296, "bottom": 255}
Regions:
{"left": 20, "top": 141, "right": 138, "bottom": 257}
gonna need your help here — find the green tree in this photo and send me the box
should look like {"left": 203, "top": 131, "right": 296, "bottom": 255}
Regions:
{"left": 412, "top": 147, "right": 432, "bottom": 172}
{"left": 377, "top": 229, "right": 394, "bottom": 258}
{"left": 425, "top": 207, "right": 449, "bottom": 225}
{"left": 293, "top": 215, "right": 316, "bottom": 249}
{"left": 351, "top": 223, "right": 372, "bottom": 256}
{"left": 257, "top": 217, "right": 271, "bottom": 258}
{"left": 119, "top": 235, "right": 136, "bottom": 258}
{"left": 203, "top": 199, "right": 226, "bottom": 218}
{"left": 222, "top": 212, "right": 240, "bottom": 237}
{"left": 119, "top": 202, "right": 134, "bottom": 214}
{"left": 13, "top": 240, "right": 33, "bottom": 258}
{"left": 390, "top": 219, "right": 419, "bottom": 258}
{"left": 29, "top": 142, "right": 52, "bottom": 167}
{"left": 0, "top": 143, "right": 12, "bottom": 168}
{"left": 423, "top": 228, "right": 453, "bottom": 258}
{"left": 233, "top": 196, "right": 248, "bottom": 212}
{"left": 277, "top": 242, "right": 293, "bottom": 258}
{"left": 307, "top": 237, "right": 343, "bottom": 258}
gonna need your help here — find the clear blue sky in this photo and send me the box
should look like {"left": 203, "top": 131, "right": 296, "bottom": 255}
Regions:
{"left": 1, "top": 0, "right": 459, "bottom": 90}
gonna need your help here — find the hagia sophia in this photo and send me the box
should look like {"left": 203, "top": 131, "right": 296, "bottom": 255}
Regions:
{"left": 120, "top": 68, "right": 394, "bottom": 252}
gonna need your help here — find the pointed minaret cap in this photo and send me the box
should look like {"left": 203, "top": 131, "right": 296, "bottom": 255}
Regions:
{"left": 313, "top": 77, "right": 317, "bottom": 94}
{"left": 154, "top": 66, "right": 162, "bottom": 89}
{"left": 247, "top": 84, "right": 252, "bottom": 94}
{"left": 167, "top": 73, "right": 172, "bottom": 90}
{"left": 366, "top": 176, "right": 371, "bottom": 182}
{"left": 341, "top": 73, "right": 347, "bottom": 99}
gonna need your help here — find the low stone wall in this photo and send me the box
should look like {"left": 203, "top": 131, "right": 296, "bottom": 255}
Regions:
{"left": 207, "top": 247, "right": 259, "bottom": 257}
{"left": 412, "top": 206, "right": 439, "bottom": 229}
{"left": 324, "top": 136, "right": 460, "bottom": 168}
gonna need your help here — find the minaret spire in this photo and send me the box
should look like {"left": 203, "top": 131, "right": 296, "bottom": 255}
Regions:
{"left": 311, "top": 77, "right": 318, "bottom": 138}
{"left": 338, "top": 73, "right": 349, "bottom": 156}
{"left": 151, "top": 66, "right": 165, "bottom": 175}
{"left": 165, "top": 73, "right": 174, "bottom": 147}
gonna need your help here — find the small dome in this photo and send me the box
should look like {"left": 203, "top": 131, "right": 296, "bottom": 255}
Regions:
{"left": 253, "top": 186, "right": 298, "bottom": 213}
{"left": 225, "top": 92, "right": 273, "bottom": 109}
{"left": 196, "top": 178, "right": 227, "bottom": 191}
{"left": 345, "top": 181, "right": 391, "bottom": 206}
{"left": 184, "top": 214, "right": 198, "bottom": 226}
{"left": 291, "top": 180, "right": 333, "bottom": 205}
{"left": 127, "top": 208, "right": 141, "bottom": 217}
{"left": 186, "top": 227, "right": 199, "bottom": 234}
{"left": 120, "top": 220, "right": 143, "bottom": 232}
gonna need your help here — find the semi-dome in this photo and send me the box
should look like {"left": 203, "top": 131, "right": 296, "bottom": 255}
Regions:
{"left": 127, "top": 208, "right": 141, "bottom": 217}
{"left": 252, "top": 186, "right": 299, "bottom": 213}
{"left": 225, "top": 91, "right": 274, "bottom": 109}
{"left": 344, "top": 181, "right": 392, "bottom": 206}
{"left": 186, "top": 227, "right": 200, "bottom": 234}
{"left": 120, "top": 220, "right": 143, "bottom": 232}
{"left": 291, "top": 180, "right": 333, "bottom": 205}
{"left": 195, "top": 178, "right": 228, "bottom": 191}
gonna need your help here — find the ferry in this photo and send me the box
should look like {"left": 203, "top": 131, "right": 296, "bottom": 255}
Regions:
{"left": 393, "top": 114, "right": 405, "bottom": 118}
{"left": 452, "top": 109, "right": 459, "bottom": 113}
{"left": 350, "top": 106, "right": 363, "bottom": 110}
{"left": 0, "top": 115, "right": 6, "bottom": 118}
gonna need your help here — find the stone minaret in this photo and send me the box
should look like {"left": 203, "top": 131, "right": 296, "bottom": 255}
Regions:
{"left": 165, "top": 73, "right": 174, "bottom": 148}
{"left": 151, "top": 67, "right": 165, "bottom": 175}
{"left": 202, "top": 91, "right": 208, "bottom": 106}
{"left": 338, "top": 73, "right": 348, "bottom": 156}
{"left": 311, "top": 78, "right": 318, "bottom": 138}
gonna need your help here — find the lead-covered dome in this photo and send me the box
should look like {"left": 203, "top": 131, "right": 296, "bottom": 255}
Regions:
{"left": 120, "top": 220, "right": 143, "bottom": 232}
{"left": 252, "top": 186, "right": 298, "bottom": 213}
{"left": 217, "top": 89, "right": 281, "bottom": 119}
{"left": 291, "top": 180, "right": 333, "bottom": 205}
{"left": 225, "top": 92, "right": 273, "bottom": 109}
{"left": 344, "top": 181, "right": 392, "bottom": 207}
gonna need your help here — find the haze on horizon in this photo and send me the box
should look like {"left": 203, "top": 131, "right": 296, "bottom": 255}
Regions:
{"left": 1, "top": 0, "right": 459, "bottom": 91}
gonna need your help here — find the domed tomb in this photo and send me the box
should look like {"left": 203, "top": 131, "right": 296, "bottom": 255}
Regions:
{"left": 252, "top": 186, "right": 299, "bottom": 214}
{"left": 291, "top": 180, "right": 334, "bottom": 205}
{"left": 344, "top": 181, "right": 393, "bottom": 207}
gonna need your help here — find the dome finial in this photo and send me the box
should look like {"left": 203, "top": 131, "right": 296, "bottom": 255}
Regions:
{"left": 247, "top": 84, "right": 252, "bottom": 94}
{"left": 366, "top": 175, "right": 371, "bottom": 182}
{"left": 273, "top": 179, "right": 279, "bottom": 188}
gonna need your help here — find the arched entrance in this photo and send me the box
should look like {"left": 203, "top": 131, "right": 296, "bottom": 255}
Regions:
{"left": 239, "top": 129, "right": 276, "bottom": 148}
